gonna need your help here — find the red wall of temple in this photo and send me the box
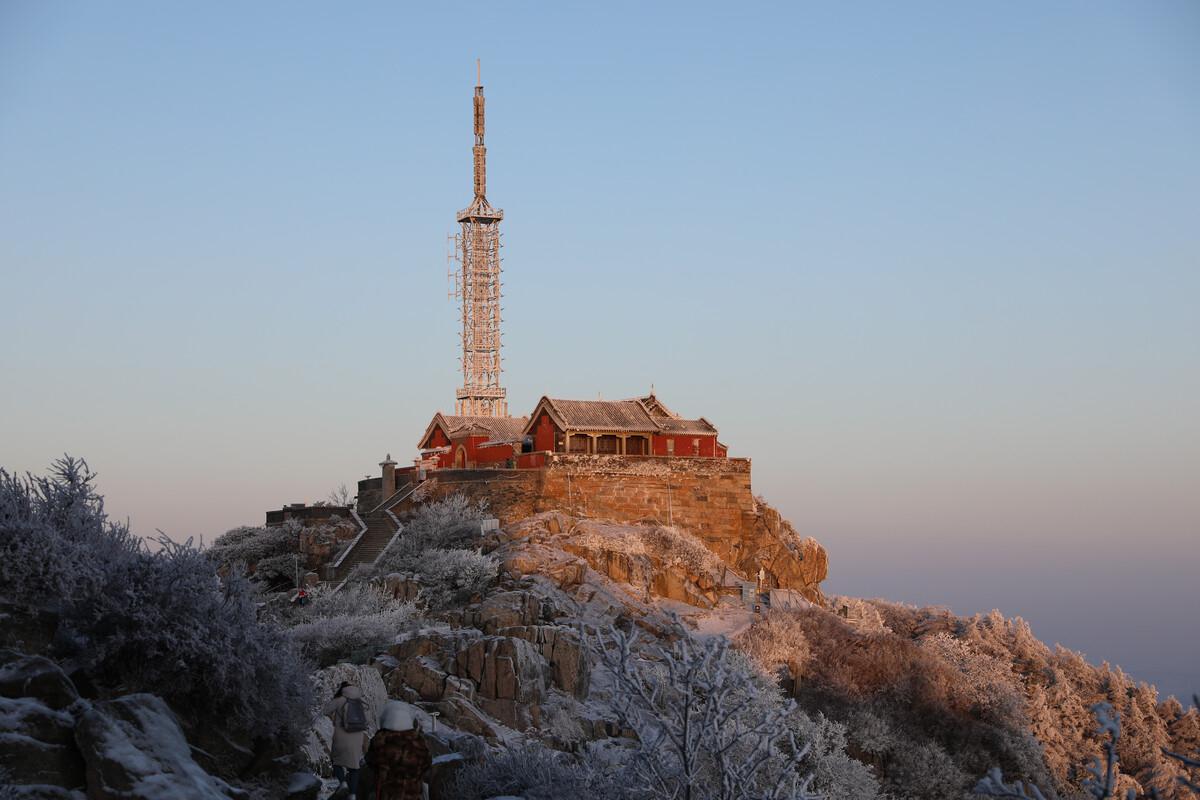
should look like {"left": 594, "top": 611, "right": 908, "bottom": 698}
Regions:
{"left": 531, "top": 411, "right": 558, "bottom": 452}
{"left": 651, "top": 434, "right": 718, "bottom": 457}
{"left": 467, "top": 435, "right": 515, "bottom": 466}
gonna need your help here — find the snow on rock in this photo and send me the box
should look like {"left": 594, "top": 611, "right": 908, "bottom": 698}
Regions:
{"left": 0, "top": 696, "right": 85, "bottom": 789}
{"left": 0, "top": 651, "right": 86, "bottom": 790}
{"left": 0, "top": 651, "right": 80, "bottom": 711}
{"left": 283, "top": 771, "right": 321, "bottom": 800}
{"left": 73, "top": 693, "right": 244, "bottom": 800}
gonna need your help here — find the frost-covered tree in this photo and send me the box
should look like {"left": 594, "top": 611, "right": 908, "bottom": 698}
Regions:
{"left": 592, "top": 623, "right": 820, "bottom": 800}
{"left": 0, "top": 456, "right": 314, "bottom": 747}
{"left": 977, "top": 702, "right": 1200, "bottom": 799}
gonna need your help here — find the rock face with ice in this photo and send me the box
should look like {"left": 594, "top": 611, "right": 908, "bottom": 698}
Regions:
{"left": 0, "top": 650, "right": 242, "bottom": 799}
{"left": 75, "top": 694, "right": 243, "bottom": 800}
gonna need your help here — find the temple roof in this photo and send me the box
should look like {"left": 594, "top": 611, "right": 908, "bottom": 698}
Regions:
{"left": 523, "top": 394, "right": 718, "bottom": 437}
{"left": 419, "top": 413, "right": 529, "bottom": 449}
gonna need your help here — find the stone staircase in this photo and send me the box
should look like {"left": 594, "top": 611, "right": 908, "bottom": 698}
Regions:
{"left": 328, "top": 482, "right": 420, "bottom": 586}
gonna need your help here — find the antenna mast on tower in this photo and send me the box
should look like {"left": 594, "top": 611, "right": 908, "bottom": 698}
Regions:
{"left": 448, "top": 60, "right": 508, "bottom": 417}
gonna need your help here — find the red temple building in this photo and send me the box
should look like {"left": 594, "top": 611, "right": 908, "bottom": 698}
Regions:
{"left": 418, "top": 393, "right": 726, "bottom": 470}
{"left": 418, "top": 414, "right": 529, "bottom": 469}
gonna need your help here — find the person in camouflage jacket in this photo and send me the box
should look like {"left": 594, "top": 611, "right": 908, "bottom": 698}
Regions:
{"left": 367, "top": 701, "right": 432, "bottom": 800}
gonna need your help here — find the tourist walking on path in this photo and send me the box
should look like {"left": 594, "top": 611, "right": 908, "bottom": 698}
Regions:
{"left": 367, "top": 701, "right": 432, "bottom": 800}
{"left": 323, "top": 681, "right": 370, "bottom": 800}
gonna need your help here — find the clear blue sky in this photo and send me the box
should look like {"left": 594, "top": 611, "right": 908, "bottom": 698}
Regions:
{"left": 2, "top": 2, "right": 1197, "bottom": 700}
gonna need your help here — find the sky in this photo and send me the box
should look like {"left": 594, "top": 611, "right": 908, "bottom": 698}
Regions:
{"left": 1, "top": 2, "right": 1197, "bottom": 701}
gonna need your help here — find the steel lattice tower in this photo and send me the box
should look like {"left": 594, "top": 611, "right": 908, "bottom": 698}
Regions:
{"left": 449, "top": 61, "right": 507, "bottom": 417}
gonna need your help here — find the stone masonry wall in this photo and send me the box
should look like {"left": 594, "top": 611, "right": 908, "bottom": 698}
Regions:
{"left": 394, "top": 455, "right": 827, "bottom": 602}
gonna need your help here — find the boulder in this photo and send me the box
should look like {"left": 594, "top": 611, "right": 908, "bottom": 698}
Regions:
{"left": 434, "top": 696, "right": 498, "bottom": 740}
{"left": 0, "top": 695, "right": 85, "bottom": 789}
{"left": 74, "top": 693, "right": 240, "bottom": 799}
{"left": 499, "top": 545, "right": 586, "bottom": 589}
{"left": 465, "top": 592, "right": 541, "bottom": 634}
{"left": 396, "top": 658, "right": 448, "bottom": 703}
{"left": 0, "top": 651, "right": 85, "bottom": 789}
{"left": 497, "top": 626, "right": 590, "bottom": 699}
{"left": 652, "top": 567, "right": 717, "bottom": 608}
{"left": 0, "top": 651, "right": 80, "bottom": 710}
{"left": 733, "top": 505, "right": 827, "bottom": 604}
{"left": 427, "top": 752, "right": 467, "bottom": 800}
{"left": 283, "top": 772, "right": 321, "bottom": 800}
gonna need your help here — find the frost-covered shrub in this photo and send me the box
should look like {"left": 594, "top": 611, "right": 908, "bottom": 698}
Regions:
{"left": 208, "top": 523, "right": 296, "bottom": 567}
{"left": 0, "top": 457, "right": 314, "bottom": 747}
{"left": 282, "top": 583, "right": 420, "bottom": 664}
{"left": 251, "top": 552, "right": 305, "bottom": 587}
{"left": 400, "top": 494, "right": 486, "bottom": 550}
{"left": 773, "top": 606, "right": 1054, "bottom": 800}
{"left": 286, "top": 581, "right": 403, "bottom": 621}
{"left": 789, "top": 712, "right": 884, "bottom": 800}
{"left": 734, "top": 612, "right": 812, "bottom": 680}
{"left": 592, "top": 622, "right": 824, "bottom": 800}
{"left": 67, "top": 537, "right": 314, "bottom": 744}
{"left": 411, "top": 548, "right": 498, "bottom": 609}
{"left": 920, "top": 632, "right": 1024, "bottom": 724}
{"left": 449, "top": 745, "right": 620, "bottom": 800}
{"left": 367, "top": 495, "right": 486, "bottom": 577}
{"left": 0, "top": 456, "right": 142, "bottom": 603}
{"left": 572, "top": 522, "right": 725, "bottom": 578}
{"left": 289, "top": 605, "right": 417, "bottom": 665}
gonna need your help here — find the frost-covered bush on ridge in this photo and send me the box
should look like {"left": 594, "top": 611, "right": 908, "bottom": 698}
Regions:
{"left": 208, "top": 523, "right": 296, "bottom": 567}
{"left": 280, "top": 583, "right": 421, "bottom": 664}
{"left": 209, "top": 516, "right": 355, "bottom": 587}
{"left": 572, "top": 522, "right": 727, "bottom": 578}
{"left": 0, "top": 457, "right": 314, "bottom": 746}
{"left": 410, "top": 548, "right": 498, "bottom": 609}
{"left": 734, "top": 611, "right": 812, "bottom": 682}
{"left": 0, "top": 455, "right": 142, "bottom": 602}
{"left": 449, "top": 745, "right": 622, "bottom": 800}
{"left": 366, "top": 494, "right": 487, "bottom": 576}
{"left": 352, "top": 495, "right": 497, "bottom": 607}
{"left": 591, "top": 620, "right": 880, "bottom": 800}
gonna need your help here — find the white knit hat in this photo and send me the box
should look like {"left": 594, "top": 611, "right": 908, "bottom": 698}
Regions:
{"left": 379, "top": 700, "right": 420, "bottom": 732}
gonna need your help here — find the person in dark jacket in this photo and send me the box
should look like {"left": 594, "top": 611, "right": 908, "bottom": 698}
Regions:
{"left": 367, "top": 701, "right": 432, "bottom": 800}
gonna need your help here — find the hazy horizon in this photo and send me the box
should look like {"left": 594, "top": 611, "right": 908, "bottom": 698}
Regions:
{"left": 2, "top": 2, "right": 1197, "bottom": 701}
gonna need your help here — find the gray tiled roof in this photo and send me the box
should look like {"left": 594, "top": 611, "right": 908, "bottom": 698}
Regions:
{"left": 656, "top": 417, "right": 718, "bottom": 435}
{"left": 443, "top": 415, "right": 529, "bottom": 439}
{"left": 542, "top": 398, "right": 659, "bottom": 432}
{"left": 532, "top": 397, "right": 718, "bottom": 436}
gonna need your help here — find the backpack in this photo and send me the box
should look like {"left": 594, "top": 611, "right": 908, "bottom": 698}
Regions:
{"left": 340, "top": 698, "right": 368, "bottom": 733}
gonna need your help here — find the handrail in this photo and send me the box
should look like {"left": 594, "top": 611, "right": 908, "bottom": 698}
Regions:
{"left": 331, "top": 508, "right": 371, "bottom": 570}
{"left": 368, "top": 481, "right": 420, "bottom": 515}
{"left": 373, "top": 509, "right": 405, "bottom": 566}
